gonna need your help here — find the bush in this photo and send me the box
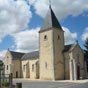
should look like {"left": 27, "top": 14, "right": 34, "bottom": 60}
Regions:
{"left": 2, "top": 82, "right": 9, "bottom": 87}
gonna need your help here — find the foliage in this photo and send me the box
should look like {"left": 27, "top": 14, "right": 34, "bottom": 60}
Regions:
{"left": 1, "top": 82, "right": 9, "bottom": 87}
{"left": 0, "top": 60, "right": 3, "bottom": 66}
{"left": 84, "top": 38, "right": 88, "bottom": 61}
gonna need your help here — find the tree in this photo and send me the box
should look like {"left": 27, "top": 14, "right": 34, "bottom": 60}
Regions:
{"left": 84, "top": 38, "right": 88, "bottom": 72}
{"left": 84, "top": 38, "right": 88, "bottom": 61}
{"left": 0, "top": 60, "right": 4, "bottom": 87}
{"left": 0, "top": 60, "right": 3, "bottom": 67}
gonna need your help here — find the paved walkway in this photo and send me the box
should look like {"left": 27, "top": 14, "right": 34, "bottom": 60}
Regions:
{"left": 13, "top": 78, "right": 88, "bottom": 83}
{"left": 13, "top": 79, "right": 88, "bottom": 88}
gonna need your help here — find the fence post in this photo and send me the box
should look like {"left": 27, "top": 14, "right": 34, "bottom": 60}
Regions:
{"left": 0, "top": 70, "right": 1, "bottom": 88}
{"left": 16, "top": 83, "right": 22, "bottom": 88}
{"left": 9, "top": 73, "right": 13, "bottom": 88}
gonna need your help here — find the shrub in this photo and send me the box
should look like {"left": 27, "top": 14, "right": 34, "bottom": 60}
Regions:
{"left": 2, "top": 82, "right": 9, "bottom": 87}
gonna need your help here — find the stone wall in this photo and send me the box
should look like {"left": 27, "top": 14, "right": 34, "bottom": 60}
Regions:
{"left": 53, "top": 28, "right": 64, "bottom": 80}
{"left": 22, "top": 59, "right": 39, "bottom": 79}
{"left": 64, "top": 52, "right": 70, "bottom": 79}
{"left": 12, "top": 60, "right": 21, "bottom": 78}
{"left": 72, "top": 44, "right": 85, "bottom": 79}
{"left": 39, "top": 29, "right": 54, "bottom": 80}
{"left": 4, "top": 51, "right": 12, "bottom": 75}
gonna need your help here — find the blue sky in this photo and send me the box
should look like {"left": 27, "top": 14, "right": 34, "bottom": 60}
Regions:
{"left": 0, "top": 0, "right": 88, "bottom": 60}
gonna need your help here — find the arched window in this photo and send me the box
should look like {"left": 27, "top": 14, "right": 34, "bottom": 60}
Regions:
{"left": 45, "top": 62, "right": 47, "bottom": 69}
{"left": 58, "top": 35, "right": 60, "bottom": 40}
{"left": 77, "top": 54, "right": 80, "bottom": 63}
{"left": 44, "top": 35, "right": 47, "bottom": 40}
{"left": 23, "top": 65, "right": 25, "bottom": 71}
{"left": 7, "top": 65, "right": 8, "bottom": 70}
{"left": 32, "top": 64, "right": 34, "bottom": 72}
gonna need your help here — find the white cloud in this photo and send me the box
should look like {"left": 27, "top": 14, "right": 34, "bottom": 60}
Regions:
{"left": 0, "top": 26, "right": 77, "bottom": 59}
{"left": 82, "top": 27, "right": 88, "bottom": 41}
{"left": 12, "top": 26, "right": 77, "bottom": 52}
{"left": 0, "top": 50, "right": 7, "bottom": 61}
{"left": 28, "top": 0, "right": 36, "bottom": 5}
{"left": 62, "top": 27, "right": 77, "bottom": 44}
{"left": 29, "top": 0, "right": 88, "bottom": 19}
{"left": 0, "top": 0, "right": 32, "bottom": 42}
{"left": 13, "top": 27, "right": 40, "bottom": 52}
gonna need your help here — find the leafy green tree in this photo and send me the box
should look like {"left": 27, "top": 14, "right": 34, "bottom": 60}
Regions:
{"left": 0, "top": 60, "right": 4, "bottom": 87}
{"left": 84, "top": 38, "right": 88, "bottom": 61}
{"left": 0, "top": 60, "right": 3, "bottom": 68}
{"left": 84, "top": 38, "right": 88, "bottom": 72}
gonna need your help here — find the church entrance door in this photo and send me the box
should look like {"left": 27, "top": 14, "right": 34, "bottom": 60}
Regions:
{"left": 77, "top": 65, "right": 80, "bottom": 80}
{"left": 16, "top": 71, "right": 18, "bottom": 78}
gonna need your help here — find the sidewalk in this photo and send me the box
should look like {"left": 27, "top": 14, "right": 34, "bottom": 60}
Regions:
{"left": 13, "top": 78, "right": 88, "bottom": 83}
{"left": 13, "top": 79, "right": 88, "bottom": 88}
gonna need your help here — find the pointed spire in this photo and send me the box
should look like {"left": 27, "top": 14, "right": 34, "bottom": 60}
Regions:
{"left": 76, "top": 40, "right": 78, "bottom": 43}
{"left": 75, "top": 40, "right": 78, "bottom": 45}
{"left": 49, "top": 0, "right": 51, "bottom": 8}
{"left": 8, "top": 48, "right": 10, "bottom": 51}
{"left": 40, "top": 5, "right": 63, "bottom": 32}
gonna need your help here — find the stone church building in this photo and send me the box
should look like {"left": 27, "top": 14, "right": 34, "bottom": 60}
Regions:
{"left": 4, "top": 6, "right": 86, "bottom": 80}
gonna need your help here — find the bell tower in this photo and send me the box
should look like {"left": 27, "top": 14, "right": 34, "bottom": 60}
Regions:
{"left": 39, "top": 6, "right": 64, "bottom": 80}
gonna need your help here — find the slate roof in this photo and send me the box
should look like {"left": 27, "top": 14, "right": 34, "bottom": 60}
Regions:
{"left": 9, "top": 44, "right": 78, "bottom": 60}
{"left": 64, "top": 44, "right": 73, "bottom": 52}
{"left": 22, "top": 44, "right": 74, "bottom": 60}
{"left": 64, "top": 41, "right": 82, "bottom": 52}
{"left": 40, "top": 6, "right": 63, "bottom": 32}
{"left": 22, "top": 51, "right": 39, "bottom": 60}
{"left": 10, "top": 51, "right": 25, "bottom": 60}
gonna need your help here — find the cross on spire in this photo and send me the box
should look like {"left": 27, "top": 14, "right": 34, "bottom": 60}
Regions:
{"left": 49, "top": 0, "right": 51, "bottom": 8}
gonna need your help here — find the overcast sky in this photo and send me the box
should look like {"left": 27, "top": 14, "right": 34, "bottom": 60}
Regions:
{"left": 0, "top": 0, "right": 88, "bottom": 60}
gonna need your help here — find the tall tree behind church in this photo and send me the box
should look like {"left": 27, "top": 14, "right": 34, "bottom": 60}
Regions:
{"left": 84, "top": 38, "right": 88, "bottom": 72}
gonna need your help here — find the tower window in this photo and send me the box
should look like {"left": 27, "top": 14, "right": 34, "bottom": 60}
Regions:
{"left": 44, "top": 35, "right": 47, "bottom": 40}
{"left": 58, "top": 35, "right": 60, "bottom": 39}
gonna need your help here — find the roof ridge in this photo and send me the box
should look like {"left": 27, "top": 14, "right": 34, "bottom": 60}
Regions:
{"left": 27, "top": 50, "right": 39, "bottom": 53}
{"left": 10, "top": 50, "right": 25, "bottom": 54}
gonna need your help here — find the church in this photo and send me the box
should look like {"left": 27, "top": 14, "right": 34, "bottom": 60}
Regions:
{"left": 4, "top": 6, "right": 86, "bottom": 80}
